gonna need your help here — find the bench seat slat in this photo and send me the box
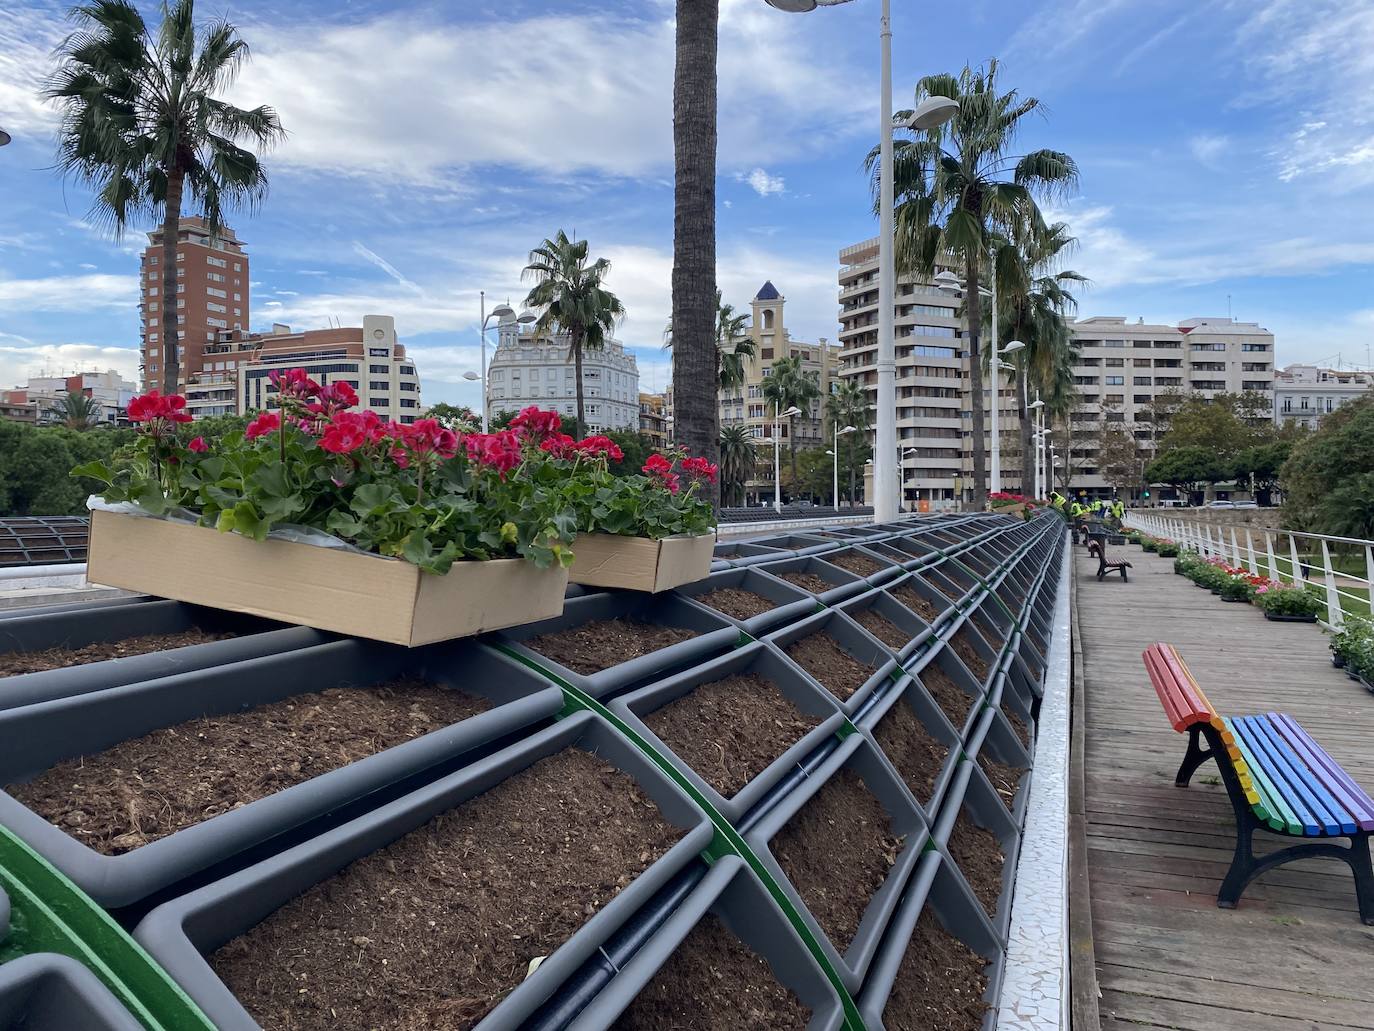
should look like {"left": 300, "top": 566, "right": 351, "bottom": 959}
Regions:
{"left": 1232, "top": 716, "right": 1336, "bottom": 835}
{"left": 1270, "top": 713, "right": 1374, "bottom": 832}
{"left": 1224, "top": 718, "right": 1303, "bottom": 834}
{"left": 1247, "top": 715, "right": 1355, "bottom": 835}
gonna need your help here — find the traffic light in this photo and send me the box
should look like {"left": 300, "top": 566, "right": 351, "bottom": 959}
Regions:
{"left": 1143, "top": 490, "right": 1151, "bottom": 498}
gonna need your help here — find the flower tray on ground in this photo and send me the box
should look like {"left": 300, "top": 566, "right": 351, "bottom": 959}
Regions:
{"left": 86, "top": 509, "right": 568, "bottom": 646}
{"left": 1264, "top": 612, "right": 1318, "bottom": 622}
{"left": 567, "top": 532, "right": 715, "bottom": 592}
{"left": 133, "top": 713, "right": 714, "bottom": 1031}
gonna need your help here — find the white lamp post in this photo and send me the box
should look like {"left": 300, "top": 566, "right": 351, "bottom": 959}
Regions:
{"left": 1028, "top": 395, "right": 1045, "bottom": 498}
{"left": 832, "top": 423, "right": 857, "bottom": 509}
{"left": 0, "top": 128, "right": 10, "bottom": 147}
{"left": 773, "top": 404, "right": 802, "bottom": 513}
{"left": 478, "top": 292, "right": 534, "bottom": 432}
{"left": 765, "top": 0, "right": 956, "bottom": 525}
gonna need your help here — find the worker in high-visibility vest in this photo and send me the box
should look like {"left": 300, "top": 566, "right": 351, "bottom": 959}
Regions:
{"left": 1113, "top": 499, "right": 1125, "bottom": 520}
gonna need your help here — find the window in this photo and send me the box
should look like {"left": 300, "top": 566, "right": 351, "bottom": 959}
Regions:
{"left": 400, "top": 382, "right": 416, "bottom": 392}
{"left": 207, "top": 318, "right": 227, "bottom": 328}
{"left": 207, "top": 303, "right": 227, "bottom": 314}
{"left": 206, "top": 256, "right": 227, "bottom": 268}
{"left": 1191, "top": 342, "right": 1225, "bottom": 351}
{"left": 370, "top": 397, "right": 388, "bottom": 407}
{"left": 1133, "top": 376, "right": 1152, "bottom": 385}
{"left": 911, "top": 325, "right": 956, "bottom": 338}
{"left": 547, "top": 369, "right": 558, "bottom": 381}
{"left": 401, "top": 367, "right": 415, "bottom": 377}
{"left": 148, "top": 287, "right": 159, "bottom": 297}
{"left": 1133, "top": 394, "right": 1151, "bottom": 404}
{"left": 1106, "top": 357, "right": 1124, "bottom": 367}
{"left": 207, "top": 272, "right": 225, "bottom": 283}
{"left": 207, "top": 287, "right": 226, "bottom": 298}
{"left": 1105, "top": 376, "right": 1124, "bottom": 385}
{"left": 1242, "top": 362, "right": 1269, "bottom": 372}
{"left": 1242, "top": 343, "right": 1269, "bottom": 352}
{"left": 1103, "top": 339, "right": 1126, "bottom": 348}
{"left": 1132, "top": 340, "right": 1152, "bottom": 349}
{"left": 1105, "top": 394, "right": 1124, "bottom": 404}
{"left": 148, "top": 347, "right": 159, "bottom": 357}
{"left": 369, "top": 380, "right": 389, "bottom": 390}
{"left": 911, "top": 345, "right": 957, "bottom": 358}
{"left": 1132, "top": 357, "right": 1152, "bottom": 367}
{"left": 148, "top": 255, "right": 159, "bottom": 265}
{"left": 148, "top": 317, "right": 159, "bottom": 327}
{"left": 588, "top": 404, "right": 599, "bottom": 415}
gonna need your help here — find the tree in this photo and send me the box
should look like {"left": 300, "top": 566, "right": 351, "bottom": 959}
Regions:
{"left": 882, "top": 59, "right": 1078, "bottom": 509}
{"left": 1231, "top": 440, "right": 1292, "bottom": 504}
{"left": 783, "top": 447, "right": 832, "bottom": 504}
{"left": 826, "top": 379, "right": 870, "bottom": 507}
{"left": 670, "top": 0, "right": 720, "bottom": 502}
{"left": 663, "top": 289, "right": 756, "bottom": 391}
{"left": 425, "top": 402, "right": 480, "bottom": 432}
{"left": 1161, "top": 391, "right": 1273, "bottom": 459}
{"left": 48, "top": 0, "right": 284, "bottom": 394}
{"left": 1281, "top": 395, "right": 1374, "bottom": 534}
{"left": 1145, "top": 445, "right": 1225, "bottom": 498}
{"left": 604, "top": 429, "right": 652, "bottom": 478}
{"left": 49, "top": 391, "right": 102, "bottom": 430}
{"left": 1095, "top": 421, "right": 1142, "bottom": 497}
{"left": 761, "top": 356, "right": 820, "bottom": 487}
{"left": 522, "top": 231, "right": 625, "bottom": 430}
{"left": 718, "top": 424, "right": 756, "bottom": 507}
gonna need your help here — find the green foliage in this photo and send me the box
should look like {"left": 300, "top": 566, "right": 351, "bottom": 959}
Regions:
{"left": 762, "top": 355, "right": 821, "bottom": 484}
{"left": 425, "top": 403, "right": 480, "bottom": 432}
{"left": 1145, "top": 445, "right": 1225, "bottom": 493}
{"left": 1160, "top": 392, "right": 1275, "bottom": 458}
{"left": 48, "top": 391, "right": 103, "bottom": 430}
{"left": 1155, "top": 541, "right": 1180, "bottom": 558}
{"left": 569, "top": 465, "right": 715, "bottom": 540}
{"left": 1281, "top": 396, "right": 1374, "bottom": 536}
{"left": 602, "top": 430, "right": 653, "bottom": 477}
{"left": 782, "top": 447, "right": 833, "bottom": 502}
{"left": 0, "top": 422, "right": 135, "bottom": 516}
{"left": 1254, "top": 582, "right": 1323, "bottom": 619}
{"left": 663, "top": 289, "right": 756, "bottom": 391}
{"left": 718, "top": 425, "right": 756, "bottom": 507}
{"left": 1329, "top": 617, "right": 1374, "bottom": 673}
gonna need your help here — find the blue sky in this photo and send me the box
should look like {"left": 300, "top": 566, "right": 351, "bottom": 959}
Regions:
{"left": 2, "top": 0, "right": 1373, "bottom": 406}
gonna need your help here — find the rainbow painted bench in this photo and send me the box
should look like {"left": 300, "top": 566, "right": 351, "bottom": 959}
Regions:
{"left": 1143, "top": 642, "right": 1374, "bottom": 924}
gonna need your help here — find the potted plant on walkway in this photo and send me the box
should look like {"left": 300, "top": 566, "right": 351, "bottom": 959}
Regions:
{"left": 74, "top": 376, "right": 576, "bottom": 645}
{"left": 1253, "top": 581, "right": 1323, "bottom": 623}
{"left": 514, "top": 408, "right": 717, "bottom": 592}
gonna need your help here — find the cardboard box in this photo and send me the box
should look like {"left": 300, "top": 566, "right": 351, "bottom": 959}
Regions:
{"left": 86, "top": 509, "right": 568, "bottom": 646}
{"left": 567, "top": 532, "right": 716, "bottom": 593}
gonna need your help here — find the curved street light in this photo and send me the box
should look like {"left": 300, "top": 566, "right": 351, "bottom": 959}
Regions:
{"left": 0, "top": 128, "right": 11, "bottom": 147}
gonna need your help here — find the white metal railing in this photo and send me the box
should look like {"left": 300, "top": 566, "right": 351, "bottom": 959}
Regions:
{"left": 1123, "top": 512, "right": 1374, "bottom": 627}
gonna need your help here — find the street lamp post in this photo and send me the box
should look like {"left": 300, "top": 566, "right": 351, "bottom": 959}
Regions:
{"left": 0, "top": 128, "right": 10, "bottom": 147}
{"left": 477, "top": 292, "right": 534, "bottom": 432}
{"left": 1029, "top": 394, "right": 1045, "bottom": 498}
{"left": 764, "top": 0, "right": 956, "bottom": 525}
{"left": 832, "top": 424, "right": 857, "bottom": 510}
{"left": 773, "top": 403, "right": 802, "bottom": 513}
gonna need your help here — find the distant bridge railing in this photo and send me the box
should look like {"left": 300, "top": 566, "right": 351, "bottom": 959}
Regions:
{"left": 1124, "top": 511, "right": 1374, "bottom": 627}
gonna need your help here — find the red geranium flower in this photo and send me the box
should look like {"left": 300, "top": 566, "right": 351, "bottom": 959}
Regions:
{"left": 681, "top": 456, "right": 718, "bottom": 483}
{"left": 245, "top": 411, "right": 281, "bottom": 440}
{"left": 539, "top": 432, "right": 577, "bottom": 458}
{"left": 318, "top": 411, "right": 380, "bottom": 454}
{"left": 643, "top": 454, "right": 673, "bottom": 476}
{"left": 573, "top": 435, "right": 624, "bottom": 462}
{"left": 187, "top": 436, "right": 207, "bottom": 453}
{"left": 401, "top": 418, "right": 459, "bottom": 459}
{"left": 510, "top": 406, "right": 562, "bottom": 441}
{"left": 465, "top": 430, "right": 523, "bottom": 477}
{"left": 127, "top": 390, "right": 193, "bottom": 425}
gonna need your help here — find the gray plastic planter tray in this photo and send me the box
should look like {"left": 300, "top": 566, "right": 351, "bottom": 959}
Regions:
{"left": 919, "top": 565, "right": 974, "bottom": 610}
{"left": 0, "top": 595, "right": 155, "bottom": 623}
{"left": 0, "top": 884, "right": 7, "bottom": 941}
{"left": 133, "top": 711, "right": 714, "bottom": 1031}
{"left": 742, "top": 733, "right": 928, "bottom": 994}
{"left": 0, "top": 599, "right": 325, "bottom": 712}
{"left": 0, "top": 954, "right": 143, "bottom": 1031}
{"left": 745, "top": 533, "right": 836, "bottom": 557}
{"left": 857, "top": 849, "right": 1005, "bottom": 1031}
{"left": 964, "top": 596, "right": 1012, "bottom": 652}
{"left": 815, "top": 547, "right": 904, "bottom": 588}
{"left": 987, "top": 673, "right": 1035, "bottom": 749}
{"left": 494, "top": 592, "right": 739, "bottom": 700}
{"left": 0, "top": 951, "right": 140, "bottom": 1031}
{"left": 886, "top": 535, "right": 940, "bottom": 566}
{"left": 0, "top": 638, "right": 564, "bottom": 907}
{"left": 884, "top": 571, "right": 957, "bottom": 628}
{"left": 935, "top": 759, "right": 1022, "bottom": 945}
{"left": 857, "top": 674, "right": 963, "bottom": 821}
{"left": 936, "top": 558, "right": 984, "bottom": 596}
{"left": 943, "top": 616, "right": 1001, "bottom": 694}
{"left": 907, "top": 643, "right": 988, "bottom": 743}
{"left": 672, "top": 567, "right": 818, "bottom": 637}
{"left": 756, "top": 556, "right": 866, "bottom": 606}
{"left": 762, "top": 608, "right": 900, "bottom": 716}
{"left": 569, "top": 854, "right": 844, "bottom": 1030}
{"left": 966, "top": 707, "right": 1032, "bottom": 828}
{"left": 835, "top": 587, "right": 935, "bottom": 663}
{"left": 609, "top": 641, "right": 845, "bottom": 823}
{"left": 862, "top": 540, "right": 915, "bottom": 567}
{"left": 712, "top": 541, "right": 788, "bottom": 567}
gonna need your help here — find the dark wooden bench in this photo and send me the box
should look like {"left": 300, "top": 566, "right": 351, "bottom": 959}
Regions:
{"left": 1144, "top": 642, "right": 1374, "bottom": 923}
{"left": 1086, "top": 539, "right": 1130, "bottom": 582}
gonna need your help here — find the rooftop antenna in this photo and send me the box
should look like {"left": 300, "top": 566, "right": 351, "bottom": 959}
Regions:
{"left": 1227, "top": 294, "right": 1232, "bottom": 319}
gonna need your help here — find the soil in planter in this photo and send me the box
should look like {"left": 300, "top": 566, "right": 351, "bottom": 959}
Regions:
{"left": 947, "top": 813, "right": 1005, "bottom": 919}
{"left": 873, "top": 699, "right": 948, "bottom": 806}
{"left": 826, "top": 550, "right": 885, "bottom": 578}
{"left": 950, "top": 631, "right": 990, "bottom": 682}
{"left": 778, "top": 571, "right": 834, "bottom": 595}
{"left": 524, "top": 618, "right": 698, "bottom": 675}
{"left": 771, "top": 767, "right": 904, "bottom": 952}
{"left": 1004, "top": 708, "right": 1032, "bottom": 750}
{"left": 971, "top": 613, "right": 1004, "bottom": 648}
{"left": 7, "top": 677, "right": 489, "bottom": 855}
{"left": 851, "top": 607, "right": 911, "bottom": 651}
{"left": 882, "top": 910, "right": 989, "bottom": 1031}
{"left": 978, "top": 753, "right": 1026, "bottom": 813}
{"left": 0, "top": 628, "right": 236, "bottom": 679}
{"left": 921, "top": 663, "right": 975, "bottom": 730}
{"left": 211, "top": 747, "right": 681, "bottom": 1031}
{"left": 611, "top": 914, "right": 811, "bottom": 1030}
{"left": 642, "top": 673, "right": 821, "bottom": 798}
{"left": 785, "top": 632, "right": 878, "bottom": 702}
{"left": 891, "top": 585, "right": 941, "bottom": 623}
{"left": 696, "top": 587, "right": 778, "bottom": 621}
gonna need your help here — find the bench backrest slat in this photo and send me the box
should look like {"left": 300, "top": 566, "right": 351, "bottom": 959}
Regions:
{"left": 1143, "top": 642, "right": 1220, "bottom": 732}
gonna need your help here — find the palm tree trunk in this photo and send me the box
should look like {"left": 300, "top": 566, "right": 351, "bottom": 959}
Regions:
{"left": 160, "top": 168, "right": 185, "bottom": 396}
{"left": 965, "top": 257, "right": 987, "bottom": 510}
{"left": 671, "top": 0, "right": 720, "bottom": 506}
{"left": 573, "top": 334, "right": 586, "bottom": 429}
{"left": 1017, "top": 366, "right": 1033, "bottom": 495}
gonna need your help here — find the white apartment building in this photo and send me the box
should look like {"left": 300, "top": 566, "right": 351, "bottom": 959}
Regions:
{"left": 0, "top": 369, "right": 137, "bottom": 425}
{"left": 1273, "top": 364, "right": 1373, "bottom": 429}
{"left": 487, "top": 309, "right": 639, "bottom": 432}
{"left": 236, "top": 315, "right": 423, "bottom": 424}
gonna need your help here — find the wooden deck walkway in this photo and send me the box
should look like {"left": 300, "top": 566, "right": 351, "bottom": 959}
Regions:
{"left": 1074, "top": 542, "right": 1374, "bottom": 1031}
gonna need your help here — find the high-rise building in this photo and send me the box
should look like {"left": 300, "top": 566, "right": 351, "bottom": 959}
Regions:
{"left": 235, "top": 315, "right": 422, "bottom": 424}
{"left": 1273, "top": 364, "right": 1373, "bottom": 430}
{"left": 638, "top": 392, "right": 668, "bottom": 446}
{"left": 486, "top": 309, "right": 639, "bottom": 432}
{"left": 139, "top": 218, "right": 250, "bottom": 397}
{"left": 715, "top": 282, "right": 841, "bottom": 504}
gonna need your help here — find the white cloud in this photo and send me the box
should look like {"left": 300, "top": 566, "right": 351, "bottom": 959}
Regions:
{"left": 0, "top": 341, "right": 140, "bottom": 390}
{"left": 1189, "top": 134, "right": 1230, "bottom": 169}
{"left": 741, "top": 168, "right": 786, "bottom": 197}
{"left": 0, "top": 273, "right": 138, "bottom": 312}
{"left": 0, "top": 7, "right": 63, "bottom": 138}
{"left": 351, "top": 242, "right": 421, "bottom": 293}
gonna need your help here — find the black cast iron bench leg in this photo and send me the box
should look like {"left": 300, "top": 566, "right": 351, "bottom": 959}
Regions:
{"left": 1175, "top": 725, "right": 1215, "bottom": 787}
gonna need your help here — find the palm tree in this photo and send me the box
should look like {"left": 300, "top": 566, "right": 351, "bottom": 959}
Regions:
{"left": 663, "top": 289, "right": 757, "bottom": 391}
{"left": 826, "top": 379, "right": 870, "bottom": 507}
{"left": 522, "top": 231, "right": 625, "bottom": 429}
{"left": 879, "top": 59, "right": 1078, "bottom": 509}
{"left": 47, "top": 0, "right": 285, "bottom": 395}
{"left": 718, "top": 424, "right": 756, "bottom": 507}
{"left": 761, "top": 356, "right": 821, "bottom": 488}
{"left": 671, "top": 0, "right": 720, "bottom": 496}
{"left": 49, "top": 391, "right": 102, "bottom": 430}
